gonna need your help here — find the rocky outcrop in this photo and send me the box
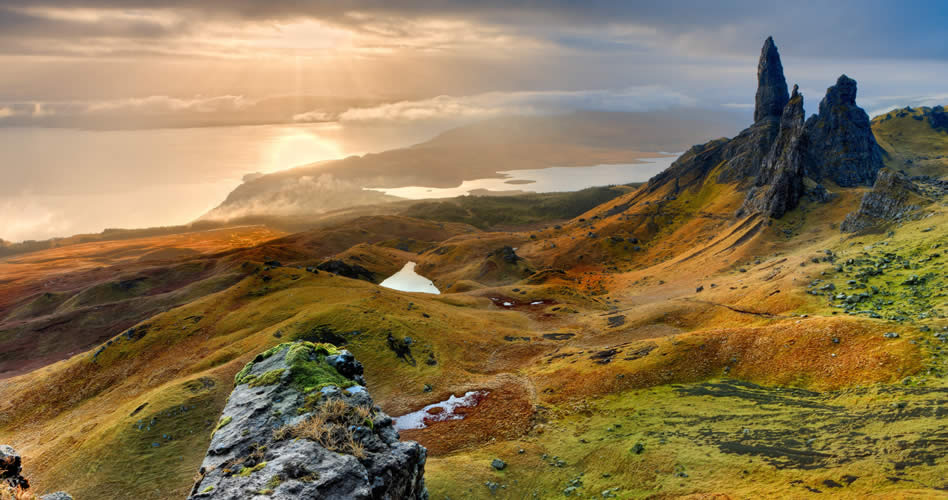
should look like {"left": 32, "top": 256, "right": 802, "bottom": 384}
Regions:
{"left": 316, "top": 260, "right": 376, "bottom": 282}
{"left": 929, "top": 105, "right": 948, "bottom": 131}
{"left": 646, "top": 37, "right": 886, "bottom": 220}
{"left": 840, "top": 169, "right": 926, "bottom": 232}
{"left": 646, "top": 37, "right": 788, "bottom": 194}
{"left": 804, "top": 75, "right": 885, "bottom": 186}
{"left": 489, "top": 246, "right": 521, "bottom": 264}
{"left": 188, "top": 342, "right": 427, "bottom": 500}
{"left": 741, "top": 85, "right": 807, "bottom": 218}
{"left": 754, "top": 36, "right": 790, "bottom": 123}
{"left": 0, "top": 446, "right": 73, "bottom": 499}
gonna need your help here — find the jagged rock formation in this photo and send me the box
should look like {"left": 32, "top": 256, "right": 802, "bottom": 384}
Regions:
{"left": 754, "top": 36, "right": 790, "bottom": 123}
{"left": 647, "top": 37, "right": 884, "bottom": 219}
{"left": 0, "top": 446, "right": 72, "bottom": 499}
{"left": 188, "top": 342, "right": 427, "bottom": 500}
{"left": 804, "top": 75, "right": 885, "bottom": 186}
{"left": 840, "top": 169, "right": 927, "bottom": 232}
{"left": 741, "top": 85, "right": 807, "bottom": 217}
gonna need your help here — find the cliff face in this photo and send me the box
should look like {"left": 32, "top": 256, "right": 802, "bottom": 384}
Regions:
{"left": 188, "top": 342, "right": 427, "bottom": 500}
{"left": 741, "top": 85, "right": 807, "bottom": 218}
{"left": 646, "top": 37, "right": 884, "bottom": 219}
{"left": 804, "top": 75, "right": 886, "bottom": 187}
{"left": 754, "top": 36, "right": 790, "bottom": 123}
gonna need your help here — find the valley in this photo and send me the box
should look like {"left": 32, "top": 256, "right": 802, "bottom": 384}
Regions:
{"left": 1, "top": 36, "right": 946, "bottom": 500}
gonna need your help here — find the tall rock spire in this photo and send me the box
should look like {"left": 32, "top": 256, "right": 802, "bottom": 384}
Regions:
{"left": 740, "top": 84, "right": 807, "bottom": 218}
{"left": 804, "top": 74, "right": 884, "bottom": 186}
{"left": 754, "top": 36, "right": 790, "bottom": 122}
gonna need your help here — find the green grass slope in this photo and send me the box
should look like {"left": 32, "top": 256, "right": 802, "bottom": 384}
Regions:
{"left": 872, "top": 106, "right": 948, "bottom": 179}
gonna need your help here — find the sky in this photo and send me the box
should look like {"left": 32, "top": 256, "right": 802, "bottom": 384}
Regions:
{"left": 1, "top": 1, "right": 948, "bottom": 242}
{"left": 1, "top": 0, "right": 947, "bottom": 127}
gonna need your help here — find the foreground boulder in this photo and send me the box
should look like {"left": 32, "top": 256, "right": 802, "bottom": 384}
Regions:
{"left": 188, "top": 342, "right": 427, "bottom": 500}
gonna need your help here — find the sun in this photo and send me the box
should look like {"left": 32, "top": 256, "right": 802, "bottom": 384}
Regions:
{"left": 267, "top": 128, "right": 344, "bottom": 172}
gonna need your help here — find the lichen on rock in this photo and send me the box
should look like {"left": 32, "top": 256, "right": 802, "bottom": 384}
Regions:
{"left": 188, "top": 342, "right": 427, "bottom": 499}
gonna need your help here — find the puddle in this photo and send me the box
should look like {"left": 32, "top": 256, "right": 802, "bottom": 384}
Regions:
{"left": 489, "top": 296, "right": 556, "bottom": 310}
{"left": 379, "top": 262, "right": 440, "bottom": 294}
{"left": 393, "top": 390, "right": 489, "bottom": 430}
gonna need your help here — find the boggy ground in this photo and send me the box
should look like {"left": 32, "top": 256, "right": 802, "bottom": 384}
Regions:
{"left": 0, "top": 173, "right": 945, "bottom": 499}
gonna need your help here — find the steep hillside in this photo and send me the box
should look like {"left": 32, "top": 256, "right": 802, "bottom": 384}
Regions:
{"left": 872, "top": 105, "right": 948, "bottom": 179}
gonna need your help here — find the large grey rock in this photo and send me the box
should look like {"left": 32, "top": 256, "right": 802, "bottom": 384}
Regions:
{"left": 741, "top": 85, "right": 808, "bottom": 218}
{"left": 754, "top": 36, "right": 790, "bottom": 123}
{"left": 804, "top": 75, "right": 885, "bottom": 187}
{"left": 187, "top": 342, "right": 427, "bottom": 500}
{"left": 840, "top": 169, "right": 925, "bottom": 232}
{"left": 41, "top": 493, "right": 74, "bottom": 500}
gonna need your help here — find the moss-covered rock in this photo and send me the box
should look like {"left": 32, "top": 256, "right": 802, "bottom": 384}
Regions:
{"left": 189, "top": 343, "right": 427, "bottom": 500}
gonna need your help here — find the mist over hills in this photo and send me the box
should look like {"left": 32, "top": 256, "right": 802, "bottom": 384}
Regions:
{"left": 201, "top": 109, "right": 745, "bottom": 222}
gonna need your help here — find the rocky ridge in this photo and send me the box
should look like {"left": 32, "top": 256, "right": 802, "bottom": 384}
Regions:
{"left": 648, "top": 37, "right": 885, "bottom": 219}
{"left": 741, "top": 85, "right": 807, "bottom": 218}
{"left": 188, "top": 342, "right": 427, "bottom": 500}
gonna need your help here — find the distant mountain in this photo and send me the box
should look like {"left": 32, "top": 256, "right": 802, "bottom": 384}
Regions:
{"left": 872, "top": 105, "right": 948, "bottom": 179}
{"left": 200, "top": 110, "right": 745, "bottom": 222}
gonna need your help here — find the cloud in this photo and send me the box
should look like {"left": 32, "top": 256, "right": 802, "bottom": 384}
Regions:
{"left": 291, "top": 110, "right": 332, "bottom": 122}
{"left": 0, "top": 95, "right": 266, "bottom": 128}
{"left": 84, "top": 94, "right": 250, "bottom": 114}
{"left": 325, "top": 87, "right": 696, "bottom": 124}
{"left": 0, "top": 194, "right": 68, "bottom": 242}
{"left": 860, "top": 93, "right": 948, "bottom": 117}
{"left": 3, "top": 2, "right": 948, "bottom": 61}
{"left": 1, "top": 2, "right": 947, "bottom": 129}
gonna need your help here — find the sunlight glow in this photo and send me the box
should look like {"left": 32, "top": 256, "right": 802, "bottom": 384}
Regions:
{"left": 266, "top": 129, "right": 344, "bottom": 172}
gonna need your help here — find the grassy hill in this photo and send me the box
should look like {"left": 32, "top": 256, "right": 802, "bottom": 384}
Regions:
{"left": 1, "top": 106, "right": 947, "bottom": 498}
{"left": 872, "top": 105, "right": 948, "bottom": 179}
{"left": 1, "top": 159, "right": 945, "bottom": 498}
